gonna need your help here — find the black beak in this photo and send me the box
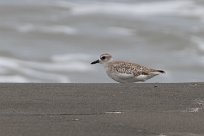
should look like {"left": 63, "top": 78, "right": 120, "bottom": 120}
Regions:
{"left": 91, "top": 59, "right": 100, "bottom": 64}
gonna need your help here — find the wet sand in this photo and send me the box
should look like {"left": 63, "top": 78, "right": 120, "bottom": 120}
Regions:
{"left": 0, "top": 83, "right": 204, "bottom": 136}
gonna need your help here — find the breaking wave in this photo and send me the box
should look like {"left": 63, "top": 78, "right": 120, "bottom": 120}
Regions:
{"left": 0, "top": 53, "right": 93, "bottom": 83}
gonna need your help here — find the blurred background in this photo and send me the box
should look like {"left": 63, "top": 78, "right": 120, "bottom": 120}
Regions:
{"left": 0, "top": 0, "right": 204, "bottom": 83}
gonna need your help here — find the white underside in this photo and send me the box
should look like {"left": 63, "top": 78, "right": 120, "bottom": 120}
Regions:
{"left": 106, "top": 71, "right": 158, "bottom": 83}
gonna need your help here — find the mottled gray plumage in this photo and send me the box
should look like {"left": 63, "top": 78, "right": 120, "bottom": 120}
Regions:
{"left": 91, "top": 53, "right": 165, "bottom": 83}
{"left": 107, "top": 61, "right": 164, "bottom": 76}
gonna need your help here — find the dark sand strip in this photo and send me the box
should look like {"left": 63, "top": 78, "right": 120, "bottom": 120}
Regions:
{"left": 0, "top": 83, "right": 204, "bottom": 136}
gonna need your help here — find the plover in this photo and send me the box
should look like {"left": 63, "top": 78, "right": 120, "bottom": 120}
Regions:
{"left": 91, "top": 53, "right": 165, "bottom": 83}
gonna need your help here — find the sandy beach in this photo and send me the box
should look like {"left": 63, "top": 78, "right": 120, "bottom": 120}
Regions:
{"left": 0, "top": 83, "right": 204, "bottom": 136}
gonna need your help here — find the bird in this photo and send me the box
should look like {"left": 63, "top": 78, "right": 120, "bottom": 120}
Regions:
{"left": 91, "top": 53, "right": 165, "bottom": 83}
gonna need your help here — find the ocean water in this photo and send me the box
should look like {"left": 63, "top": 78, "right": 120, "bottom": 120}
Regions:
{"left": 0, "top": 0, "right": 204, "bottom": 83}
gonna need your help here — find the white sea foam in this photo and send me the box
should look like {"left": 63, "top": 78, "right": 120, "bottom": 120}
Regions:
{"left": 17, "top": 67, "right": 70, "bottom": 83}
{"left": 18, "top": 54, "right": 93, "bottom": 72}
{"left": 58, "top": 0, "right": 189, "bottom": 15}
{"left": 0, "top": 55, "right": 93, "bottom": 82}
{"left": 0, "top": 53, "right": 94, "bottom": 82}
{"left": 21, "top": 61, "right": 92, "bottom": 72}
{"left": 52, "top": 53, "right": 91, "bottom": 62}
{"left": 57, "top": 0, "right": 204, "bottom": 21}
{"left": 0, "top": 75, "right": 29, "bottom": 83}
{"left": 16, "top": 24, "right": 77, "bottom": 35}
{"left": 108, "top": 27, "right": 133, "bottom": 36}
{"left": 178, "top": 3, "right": 204, "bottom": 22}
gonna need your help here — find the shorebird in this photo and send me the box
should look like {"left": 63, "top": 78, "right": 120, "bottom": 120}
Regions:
{"left": 91, "top": 53, "right": 165, "bottom": 83}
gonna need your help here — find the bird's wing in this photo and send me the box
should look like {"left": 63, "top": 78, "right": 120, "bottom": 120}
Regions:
{"left": 109, "top": 61, "right": 147, "bottom": 76}
{"left": 115, "top": 61, "right": 157, "bottom": 76}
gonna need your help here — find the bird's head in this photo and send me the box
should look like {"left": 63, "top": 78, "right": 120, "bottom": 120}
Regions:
{"left": 91, "top": 53, "right": 113, "bottom": 65}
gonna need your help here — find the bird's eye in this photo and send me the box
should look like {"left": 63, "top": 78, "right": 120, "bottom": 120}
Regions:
{"left": 101, "top": 56, "right": 106, "bottom": 60}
